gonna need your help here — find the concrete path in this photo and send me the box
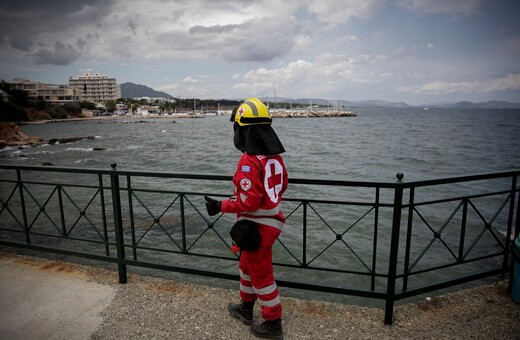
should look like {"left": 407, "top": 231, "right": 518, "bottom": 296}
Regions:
{"left": 0, "top": 257, "right": 115, "bottom": 340}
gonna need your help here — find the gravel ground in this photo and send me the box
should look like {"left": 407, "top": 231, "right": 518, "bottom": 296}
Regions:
{"left": 1, "top": 251, "right": 519, "bottom": 339}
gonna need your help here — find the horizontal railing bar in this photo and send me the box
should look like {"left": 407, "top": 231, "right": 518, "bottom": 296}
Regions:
{"left": 0, "top": 178, "right": 106, "bottom": 190}
{"left": 128, "top": 244, "right": 236, "bottom": 261}
{"left": 274, "top": 261, "right": 386, "bottom": 278}
{"left": 2, "top": 164, "right": 518, "bottom": 189}
{"left": 398, "top": 170, "right": 520, "bottom": 188}
{"left": 398, "top": 252, "right": 506, "bottom": 278}
{"left": 123, "top": 258, "right": 388, "bottom": 299}
{"left": 275, "top": 277, "right": 388, "bottom": 299}
{"left": 406, "top": 189, "right": 515, "bottom": 208}
{"left": 395, "top": 268, "right": 507, "bottom": 301}
{"left": 0, "top": 240, "right": 116, "bottom": 263}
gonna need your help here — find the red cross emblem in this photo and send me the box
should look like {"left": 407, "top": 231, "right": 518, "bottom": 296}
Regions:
{"left": 264, "top": 159, "right": 283, "bottom": 203}
{"left": 238, "top": 107, "right": 245, "bottom": 116}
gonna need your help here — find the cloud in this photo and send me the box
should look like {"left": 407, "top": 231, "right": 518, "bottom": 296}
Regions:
{"left": 0, "top": 0, "right": 115, "bottom": 62}
{"left": 33, "top": 42, "right": 81, "bottom": 65}
{"left": 0, "top": 0, "right": 381, "bottom": 65}
{"left": 308, "top": 0, "right": 385, "bottom": 25}
{"left": 372, "top": 31, "right": 387, "bottom": 41}
{"left": 183, "top": 76, "right": 198, "bottom": 83}
{"left": 230, "top": 51, "right": 398, "bottom": 97}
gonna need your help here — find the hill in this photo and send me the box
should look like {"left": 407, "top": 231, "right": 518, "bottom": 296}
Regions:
{"left": 437, "top": 101, "right": 520, "bottom": 109}
{"left": 120, "top": 82, "right": 174, "bottom": 99}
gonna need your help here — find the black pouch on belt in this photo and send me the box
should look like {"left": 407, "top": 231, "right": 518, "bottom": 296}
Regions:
{"left": 230, "top": 219, "right": 261, "bottom": 251}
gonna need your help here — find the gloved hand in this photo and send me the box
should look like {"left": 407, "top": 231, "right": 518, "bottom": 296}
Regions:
{"left": 204, "top": 196, "right": 221, "bottom": 216}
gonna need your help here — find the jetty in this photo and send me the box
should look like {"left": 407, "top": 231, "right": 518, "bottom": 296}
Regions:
{"left": 271, "top": 110, "right": 357, "bottom": 118}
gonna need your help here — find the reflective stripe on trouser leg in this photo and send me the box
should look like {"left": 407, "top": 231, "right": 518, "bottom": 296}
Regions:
{"left": 240, "top": 231, "right": 282, "bottom": 321}
{"left": 239, "top": 260, "right": 256, "bottom": 302}
{"left": 253, "top": 282, "right": 281, "bottom": 307}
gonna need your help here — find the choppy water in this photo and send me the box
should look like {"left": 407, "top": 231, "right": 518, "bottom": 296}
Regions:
{"left": 3, "top": 108, "right": 519, "bottom": 182}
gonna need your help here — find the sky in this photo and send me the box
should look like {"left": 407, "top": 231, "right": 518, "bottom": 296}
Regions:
{"left": 0, "top": 0, "right": 519, "bottom": 105}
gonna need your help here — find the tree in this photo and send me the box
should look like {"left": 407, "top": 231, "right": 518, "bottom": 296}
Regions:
{"left": 106, "top": 100, "right": 116, "bottom": 112}
{"left": 0, "top": 101, "right": 29, "bottom": 121}
{"left": 80, "top": 101, "right": 96, "bottom": 110}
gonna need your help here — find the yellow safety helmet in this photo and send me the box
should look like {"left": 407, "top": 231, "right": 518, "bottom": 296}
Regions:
{"left": 232, "top": 98, "right": 272, "bottom": 126}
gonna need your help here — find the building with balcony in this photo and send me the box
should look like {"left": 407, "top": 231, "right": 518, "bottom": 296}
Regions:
{"left": 8, "top": 78, "right": 80, "bottom": 103}
{"left": 68, "top": 72, "right": 121, "bottom": 103}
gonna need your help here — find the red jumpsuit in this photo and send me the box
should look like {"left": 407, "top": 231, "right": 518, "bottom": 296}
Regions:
{"left": 221, "top": 152, "right": 288, "bottom": 321}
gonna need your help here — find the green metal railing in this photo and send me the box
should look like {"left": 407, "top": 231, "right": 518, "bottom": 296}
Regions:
{"left": 0, "top": 164, "right": 518, "bottom": 324}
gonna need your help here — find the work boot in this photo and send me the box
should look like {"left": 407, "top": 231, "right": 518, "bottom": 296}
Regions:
{"left": 228, "top": 301, "right": 254, "bottom": 325}
{"left": 249, "top": 318, "right": 283, "bottom": 340}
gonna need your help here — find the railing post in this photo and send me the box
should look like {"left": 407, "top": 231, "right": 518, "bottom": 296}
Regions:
{"left": 371, "top": 187, "right": 380, "bottom": 291}
{"left": 57, "top": 185, "right": 67, "bottom": 237}
{"left": 16, "top": 169, "right": 30, "bottom": 245}
{"left": 180, "top": 194, "right": 187, "bottom": 252}
{"left": 303, "top": 201, "right": 308, "bottom": 267}
{"left": 110, "top": 163, "right": 127, "bottom": 284}
{"left": 402, "top": 187, "right": 415, "bottom": 292}
{"left": 385, "top": 172, "right": 404, "bottom": 325}
{"left": 507, "top": 174, "right": 518, "bottom": 291}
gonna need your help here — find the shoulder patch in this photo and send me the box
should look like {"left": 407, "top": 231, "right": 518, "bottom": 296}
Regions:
{"left": 240, "top": 178, "right": 252, "bottom": 191}
{"left": 241, "top": 165, "right": 251, "bottom": 173}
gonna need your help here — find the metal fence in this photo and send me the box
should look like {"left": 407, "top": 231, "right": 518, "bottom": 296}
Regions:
{"left": 0, "top": 164, "right": 518, "bottom": 324}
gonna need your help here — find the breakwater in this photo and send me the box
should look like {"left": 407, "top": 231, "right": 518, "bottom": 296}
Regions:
{"left": 271, "top": 110, "right": 356, "bottom": 118}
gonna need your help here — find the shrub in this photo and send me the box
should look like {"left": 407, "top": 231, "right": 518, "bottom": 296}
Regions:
{"left": 0, "top": 101, "right": 29, "bottom": 121}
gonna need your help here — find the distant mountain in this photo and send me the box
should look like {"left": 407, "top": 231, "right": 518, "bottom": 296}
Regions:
{"left": 264, "top": 97, "right": 520, "bottom": 109}
{"left": 440, "top": 101, "right": 520, "bottom": 109}
{"left": 120, "top": 82, "right": 174, "bottom": 99}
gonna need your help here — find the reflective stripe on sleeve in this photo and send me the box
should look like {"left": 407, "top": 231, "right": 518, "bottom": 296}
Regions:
{"left": 246, "top": 205, "right": 281, "bottom": 217}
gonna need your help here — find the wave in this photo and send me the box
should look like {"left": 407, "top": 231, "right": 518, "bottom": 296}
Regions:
{"left": 66, "top": 147, "right": 93, "bottom": 152}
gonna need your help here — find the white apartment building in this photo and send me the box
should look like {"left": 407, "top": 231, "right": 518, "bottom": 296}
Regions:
{"left": 68, "top": 72, "right": 121, "bottom": 103}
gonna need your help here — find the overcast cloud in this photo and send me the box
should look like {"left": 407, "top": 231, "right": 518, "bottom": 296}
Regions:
{"left": 0, "top": 0, "right": 518, "bottom": 104}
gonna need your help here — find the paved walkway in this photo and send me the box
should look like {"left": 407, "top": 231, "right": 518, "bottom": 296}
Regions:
{"left": 1, "top": 251, "right": 519, "bottom": 339}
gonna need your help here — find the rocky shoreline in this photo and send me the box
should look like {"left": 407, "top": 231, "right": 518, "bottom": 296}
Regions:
{"left": 0, "top": 122, "right": 44, "bottom": 148}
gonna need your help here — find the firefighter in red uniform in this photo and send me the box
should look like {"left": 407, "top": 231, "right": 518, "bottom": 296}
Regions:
{"left": 204, "top": 97, "right": 287, "bottom": 340}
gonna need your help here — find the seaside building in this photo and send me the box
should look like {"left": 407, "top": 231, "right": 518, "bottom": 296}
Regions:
{"left": 68, "top": 72, "right": 121, "bottom": 103}
{"left": 8, "top": 78, "right": 80, "bottom": 104}
{"left": 135, "top": 96, "right": 176, "bottom": 104}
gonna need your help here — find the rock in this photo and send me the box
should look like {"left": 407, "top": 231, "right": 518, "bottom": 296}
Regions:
{"left": 0, "top": 122, "right": 44, "bottom": 147}
{"left": 47, "top": 136, "right": 96, "bottom": 145}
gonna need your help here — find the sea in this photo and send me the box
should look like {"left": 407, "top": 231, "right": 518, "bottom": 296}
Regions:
{"left": 2, "top": 108, "right": 520, "bottom": 182}
{"left": 1, "top": 107, "right": 519, "bottom": 304}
